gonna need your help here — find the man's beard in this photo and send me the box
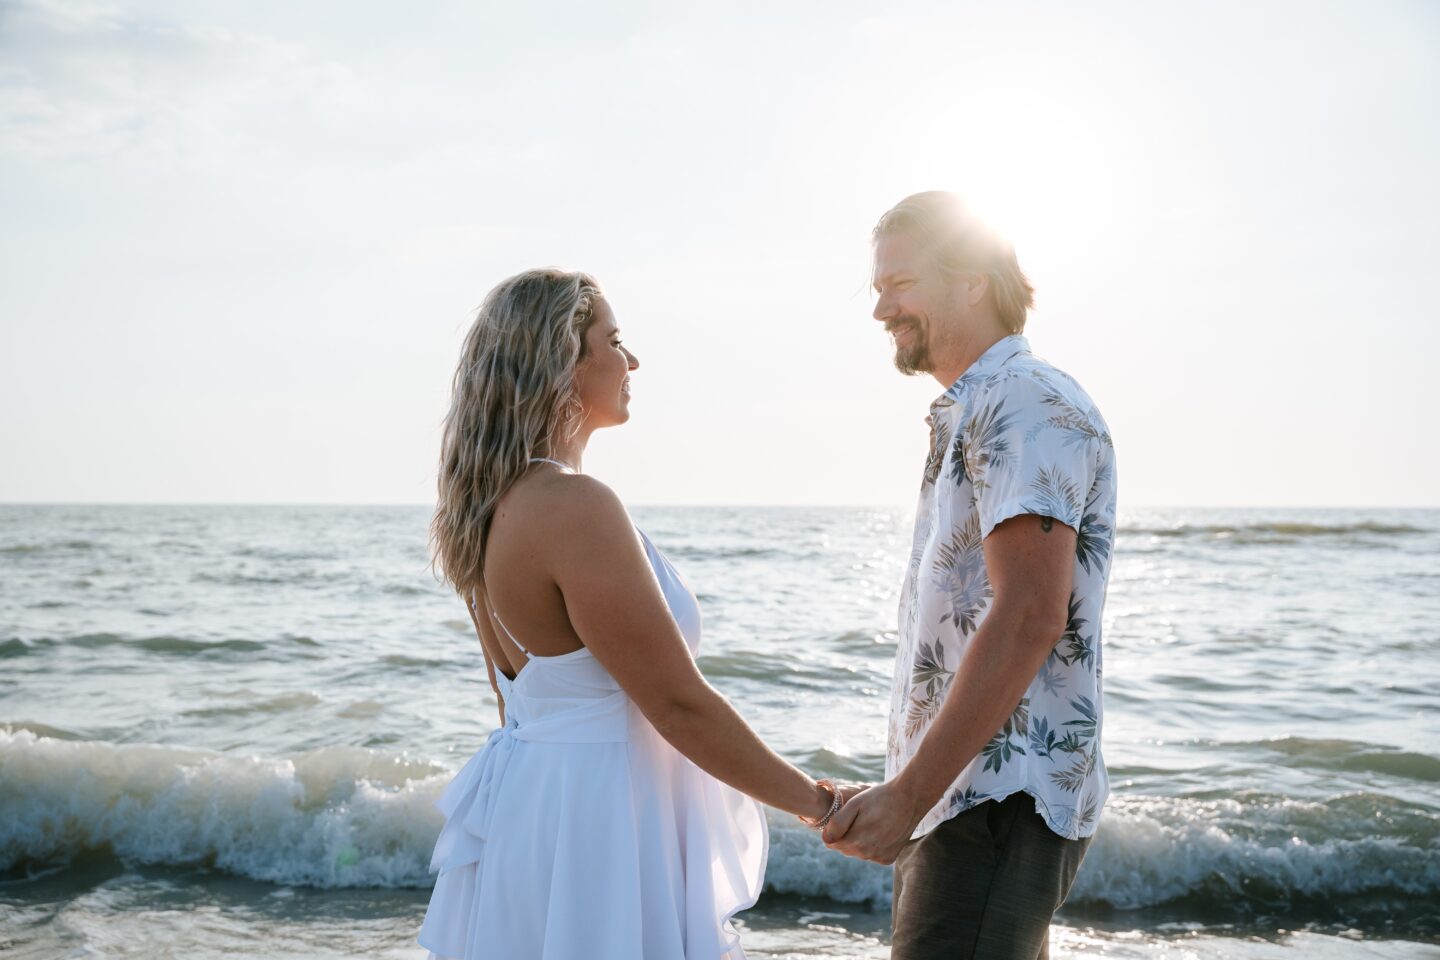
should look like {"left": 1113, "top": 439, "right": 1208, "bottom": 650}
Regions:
{"left": 888, "top": 317, "right": 931, "bottom": 376}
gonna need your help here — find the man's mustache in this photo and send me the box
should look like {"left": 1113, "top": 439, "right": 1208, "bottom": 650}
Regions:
{"left": 886, "top": 317, "right": 921, "bottom": 335}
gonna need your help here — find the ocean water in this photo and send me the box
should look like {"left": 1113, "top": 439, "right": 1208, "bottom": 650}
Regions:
{"left": 1, "top": 504, "right": 1437, "bottom": 959}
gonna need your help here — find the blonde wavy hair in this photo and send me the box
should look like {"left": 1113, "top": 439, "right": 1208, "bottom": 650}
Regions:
{"left": 430, "top": 268, "right": 603, "bottom": 597}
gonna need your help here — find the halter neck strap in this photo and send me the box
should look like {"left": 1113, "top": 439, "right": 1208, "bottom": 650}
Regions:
{"left": 528, "top": 457, "right": 576, "bottom": 472}
{"left": 489, "top": 609, "right": 530, "bottom": 655}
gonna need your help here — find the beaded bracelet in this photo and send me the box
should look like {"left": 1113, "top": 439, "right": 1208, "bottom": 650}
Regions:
{"left": 799, "top": 777, "right": 842, "bottom": 831}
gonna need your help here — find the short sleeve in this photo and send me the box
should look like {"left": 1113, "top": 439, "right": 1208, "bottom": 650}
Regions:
{"left": 968, "top": 372, "right": 1099, "bottom": 540}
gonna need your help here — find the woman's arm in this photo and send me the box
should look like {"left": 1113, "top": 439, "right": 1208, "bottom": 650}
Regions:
{"left": 539, "top": 476, "right": 832, "bottom": 821}
{"left": 464, "top": 587, "right": 506, "bottom": 727}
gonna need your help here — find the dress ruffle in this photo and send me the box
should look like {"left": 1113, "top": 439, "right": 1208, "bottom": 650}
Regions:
{"left": 419, "top": 530, "right": 765, "bottom": 959}
{"left": 418, "top": 668, "right": 767, "bottom": 959}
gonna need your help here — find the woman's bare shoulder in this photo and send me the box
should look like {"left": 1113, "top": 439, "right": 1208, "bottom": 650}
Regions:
{"left": 490, "top": 470, "right": 633, "bottom": 548}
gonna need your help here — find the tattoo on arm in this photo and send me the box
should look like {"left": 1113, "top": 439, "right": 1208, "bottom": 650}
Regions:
{"left": 1040, "top": 516, "right": 1054, "bottom": 533}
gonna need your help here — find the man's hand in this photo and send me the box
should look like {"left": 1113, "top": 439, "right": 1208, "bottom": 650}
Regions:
{"left": 821, "top": 780, "right": 923, "bottom": 865}
{"left": 802, "top": 780, "right": 870, "bottom": 827}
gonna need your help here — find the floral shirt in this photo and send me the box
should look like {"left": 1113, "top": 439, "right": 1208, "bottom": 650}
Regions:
{"left": 885, "top": 335, "right": 1117, "bottom": 840}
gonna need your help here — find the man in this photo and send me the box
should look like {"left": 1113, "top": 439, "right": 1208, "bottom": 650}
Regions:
{"left": 824, "top": 192, "right": 1117, "bottom": 960}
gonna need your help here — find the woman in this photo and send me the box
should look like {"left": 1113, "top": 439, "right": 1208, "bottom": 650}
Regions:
{"left": 419, "top": 268, "right": 844, "bottom": 959}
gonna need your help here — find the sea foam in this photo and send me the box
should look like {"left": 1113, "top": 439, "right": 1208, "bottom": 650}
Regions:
{"left": 1, "top": 730, "right": 444, "bottom": 888}
{"left": 5, "top": 730, "right": 1437, "bottom": 915}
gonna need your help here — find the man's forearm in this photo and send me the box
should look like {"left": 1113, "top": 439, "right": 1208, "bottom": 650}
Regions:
{"left": 890, "top": 601, "right": 1061, "bottom": 821}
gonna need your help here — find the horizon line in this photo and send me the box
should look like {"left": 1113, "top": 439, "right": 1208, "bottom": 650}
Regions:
{"left": 2, "top": 501, "right": 1438, "bottom": 511}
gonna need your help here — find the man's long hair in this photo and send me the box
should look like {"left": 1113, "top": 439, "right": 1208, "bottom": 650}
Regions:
{"left": 873, "top": 191, "right": 1034, "bottom": 333}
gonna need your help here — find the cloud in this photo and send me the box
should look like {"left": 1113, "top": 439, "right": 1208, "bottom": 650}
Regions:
{"left": 0, "top": 0, "right": 364, "bottom": 168}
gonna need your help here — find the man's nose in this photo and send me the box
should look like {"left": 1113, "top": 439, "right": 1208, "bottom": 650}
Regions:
{"left": 873, "top": 294, "right": 896, "bottom": 323}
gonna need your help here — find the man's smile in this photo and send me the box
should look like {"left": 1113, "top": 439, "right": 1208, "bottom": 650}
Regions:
{"left": 888, "top": 320, "right": 920, "bottom": 344}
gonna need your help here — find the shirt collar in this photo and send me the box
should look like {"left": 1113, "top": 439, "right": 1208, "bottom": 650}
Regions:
{"left": 934, "top": 334, "right": 1031, "bottom": 409}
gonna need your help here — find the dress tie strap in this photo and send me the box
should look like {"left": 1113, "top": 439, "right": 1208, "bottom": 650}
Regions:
{"left": 427, "top": 690, "right": 632, "bottom": 875}
{"left": 429, "top": 720, "right": 519, "bottom": 873}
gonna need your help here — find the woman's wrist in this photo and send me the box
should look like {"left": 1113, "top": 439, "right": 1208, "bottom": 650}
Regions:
{"left": 798, "top": 777, "right": 842, "bottom": 830}
{"left": 812, "top": 780, "right": 834, "bottom": 819}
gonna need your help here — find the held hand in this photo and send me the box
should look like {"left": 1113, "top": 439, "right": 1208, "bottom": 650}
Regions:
{"left": 799, "top": 779, "right": 869, "bottom": 827}
{"left": 821, "top": 780, "right": 923, "bottom": 865}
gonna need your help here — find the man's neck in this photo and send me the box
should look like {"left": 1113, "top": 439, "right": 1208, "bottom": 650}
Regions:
{"left": 929, "top": 325, "right": 1012, "bottom": 389}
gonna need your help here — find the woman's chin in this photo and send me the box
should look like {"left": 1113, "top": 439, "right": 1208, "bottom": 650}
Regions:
{"left": 595, "top": 404, "right": 631, "bottom": 429}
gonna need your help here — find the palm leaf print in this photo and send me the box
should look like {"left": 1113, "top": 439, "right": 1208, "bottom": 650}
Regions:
{"left": 1075, "top": 510, "right": 1112, "bottom": 575}
{"left": 902, "top": 513, "right": 929, "bottom": 635}
{"left": 1065, "top": 631, "right": 1096, "bottom": 672}
{"left": 923, "top": 416, "right": 951, "bottom": 486}
{"left": 1060, "top": 593, "right": 1095, "bottom": 670}
{"left": 981, "top": 698, "right": 1032, "bottom": 773}
{"left": 1078, "top": 795, "right": 1100, "bottom": 831}
{"left": 981, "top": 727, "right": 1026, "bottom": 774}
{"left": 949, "top": 784, "right": 989, "bottom": 810}
{"left": 1024, "top": 466, "right": 1084, "bottom": 527}
{"left": 1036, "top": 655, "right": 1068, "bottom": 695}
{"left": 903, "top": 567, "right": 922, "bottom": 636}
{"left": 948, "top": 431, "right": 967, "bottom": 485}
{"left": 1063, "top": 694, "right": 1098, "bottom": 740}
{"left": 954, "top": 367, "right": 989, "bottom": 393}
{"left": 1089, "top": 460, "right": 1114, "bottom": 498}
{"left": 962, "top": 398, "right": 1017, "bottom": 491}
{"left": 1006, "top": 697, "right": 1030, "bottom": 739}
{"left": 911, "top": 639, "right": 952, "bottom": 698}
{"left": 908, "top": 505, "right": 934, "bottom": 565}
{"left": 931, "top": 514, "right": 990, "bottom": 634}
{"left": 1026, "top": 386, "right": 1113, "bottom": 448}
{"left": 1028, "top": 715, "right": 1060, "bottom": 758}
{"left": 905, "top": 688, "right": 943, "bottom": 739}
{"left": 1048, "top": 747, "right": 1097, "bottom": 793}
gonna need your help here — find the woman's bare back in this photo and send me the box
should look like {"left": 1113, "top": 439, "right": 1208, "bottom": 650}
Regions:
{"left": 473, "top": 464, "right": 592, "bottom": 679}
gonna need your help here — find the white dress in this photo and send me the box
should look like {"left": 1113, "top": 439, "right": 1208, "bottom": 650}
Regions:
{"left": 418, "top": 530, "right": 769, "bottom": 960}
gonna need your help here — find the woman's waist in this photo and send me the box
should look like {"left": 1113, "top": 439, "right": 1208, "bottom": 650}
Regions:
{"left": 503, "top": 685, "right": 633, "bottom": 743}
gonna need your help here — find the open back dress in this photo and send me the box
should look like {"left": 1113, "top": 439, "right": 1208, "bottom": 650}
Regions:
{"left": 418, "top": 529, "right": 769, "bottom": 959}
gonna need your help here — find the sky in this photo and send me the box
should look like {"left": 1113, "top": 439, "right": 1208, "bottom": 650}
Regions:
{"left": 1, "top": 0, "right": 1437, "bottom": 508}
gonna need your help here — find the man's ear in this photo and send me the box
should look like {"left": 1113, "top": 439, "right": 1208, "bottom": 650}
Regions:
{"left": 957, "top": 270, "right": 990, "bottom": 308}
